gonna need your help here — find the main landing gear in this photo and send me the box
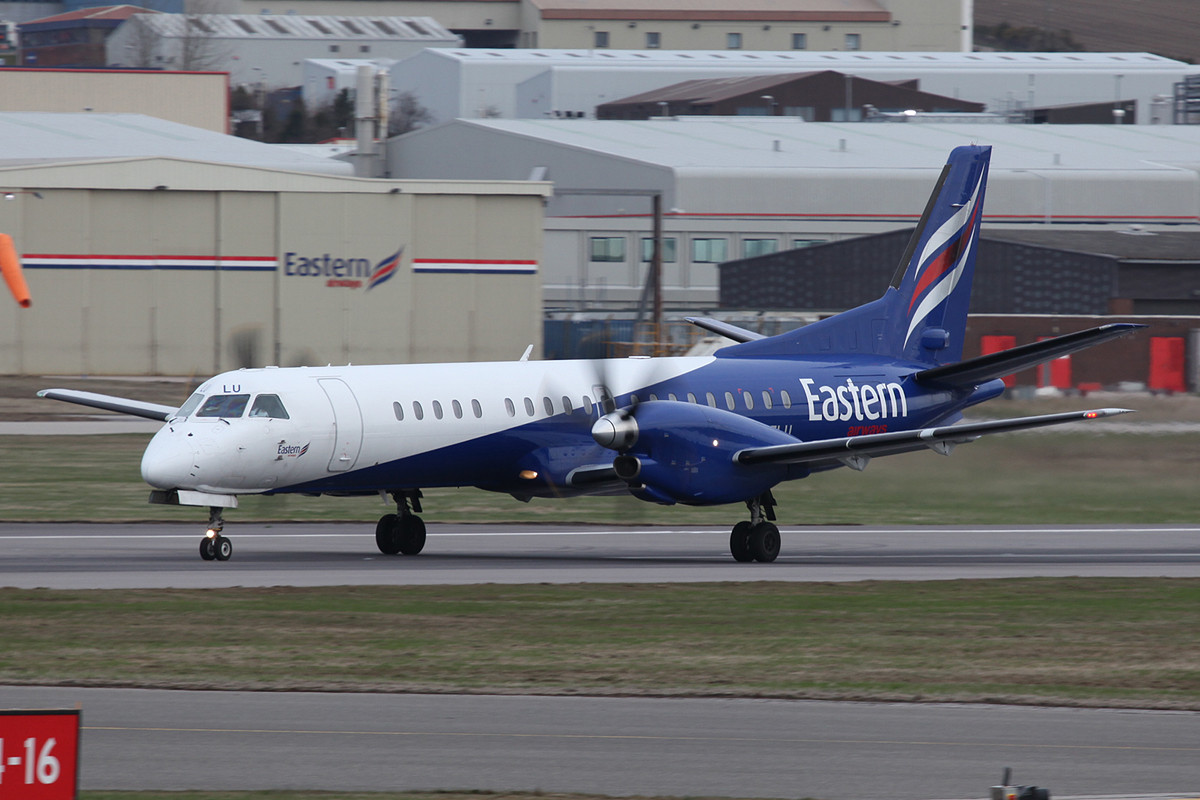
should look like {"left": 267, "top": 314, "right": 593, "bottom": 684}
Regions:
{"left": 375, "top": 490, "right": 427, "bottom": 556}
{"left": 729, "top": 492, "right": 780, "bottom": 563}
{"left": 198, "top": 506, "right": 233, "bottom": 562}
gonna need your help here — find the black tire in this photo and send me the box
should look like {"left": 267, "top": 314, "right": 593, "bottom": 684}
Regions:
{"left": 376, "top": 514, "right": 401, "bottom": 555}
{"left": 213, "top": 535, "right": 233, "bottom": 561}
{"left": 749, "top": 522, "right": 781, "bottom": 563}
{"left": 730, "top": 521, "right": 754, "bottom": 562}
{"left": 398, "top": 515, "right": 427, "bottom": 556}
{"left": 199, "top": 537, "right": 216, "bottom": 561}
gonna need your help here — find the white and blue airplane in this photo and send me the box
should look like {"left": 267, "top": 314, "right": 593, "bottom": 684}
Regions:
{"left": 40, "top": 145, "right": 1142, "bottom": 563}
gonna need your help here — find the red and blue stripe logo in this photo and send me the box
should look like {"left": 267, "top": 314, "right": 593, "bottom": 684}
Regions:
{"left": 367, "top": 248, "right": 402, "bottom": 291}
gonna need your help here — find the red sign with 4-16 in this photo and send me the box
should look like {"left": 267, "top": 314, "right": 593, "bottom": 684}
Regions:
{"left": 0, "top": 710, "right": 80, "bottom": 800}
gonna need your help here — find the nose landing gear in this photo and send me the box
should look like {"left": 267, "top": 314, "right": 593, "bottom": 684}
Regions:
{"left": 198, "top": 506, "right": 233, "bottom": 562}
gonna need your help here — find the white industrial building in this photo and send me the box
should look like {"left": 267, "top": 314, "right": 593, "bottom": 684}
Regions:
{"left": 105, "top": 13, "right": 460, "bottom": 88}
{"left": 0, "top": 112, "right": 549, "bottom": 375}
{"left": 303, "top": 57, "right": 399, "bottom": 109}
{"left": 388, "top": 118, "right": 1200, "bottom": 311}
{"left": 391, "top": 48, "right": 1196, "bottom": 124}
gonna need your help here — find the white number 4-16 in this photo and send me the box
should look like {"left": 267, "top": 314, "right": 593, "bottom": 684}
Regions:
{"left": 0, "top": 737, "right": 61, "bottom": 784}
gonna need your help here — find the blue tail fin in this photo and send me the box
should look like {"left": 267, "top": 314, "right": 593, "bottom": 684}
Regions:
{"left": 721, "top": 145, "right": 991, "bottom": 366}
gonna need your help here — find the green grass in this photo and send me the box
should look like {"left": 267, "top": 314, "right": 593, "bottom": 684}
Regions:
{"left": 4, "top": 579, "right": 1200, "bottom": 709}
{"left": 0, "top": 429, "right": 1197, "bottom": 525}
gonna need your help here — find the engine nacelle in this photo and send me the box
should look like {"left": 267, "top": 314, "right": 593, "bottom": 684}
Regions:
{"left": 598, "top": 400, "right": 802, "bottom": 506}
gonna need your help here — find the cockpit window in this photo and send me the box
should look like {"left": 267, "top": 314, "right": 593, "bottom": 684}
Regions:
{"left": 196, "top": 394, "right": 250, "bottom": 418}
{"left": 249, "top": 394, "right": 290, "bottom": 419}
{"left": 175, "top": 392, "right": 204, "bottom": 418}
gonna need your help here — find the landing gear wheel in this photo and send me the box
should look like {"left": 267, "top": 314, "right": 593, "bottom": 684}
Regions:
{"left": 376, "top": 513, "right": 401, "bottom": 555}
{"left": 213, "top": 535, "right": 233, "bottom": 561}
{"left": 749, "top": 521, "right": 781, "bottom": 563}
{"left": 199, "top": 537, "right": 216, "bottom": 561}
{"left": 398, "top": 515, "right": 426, "bottom": 555}
{"left": 730, "top": 521, "right": 754, "bottom": 562}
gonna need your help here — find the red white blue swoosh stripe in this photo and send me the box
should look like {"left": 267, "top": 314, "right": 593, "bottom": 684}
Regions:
{"left": 367, "top": 249, "right": 402, "bottom": 291}
{"left": 413, "top": 258, "right": 537, "bottom": 274}
{"left": 903, "top": 170, "right": 985, "bottom": 349}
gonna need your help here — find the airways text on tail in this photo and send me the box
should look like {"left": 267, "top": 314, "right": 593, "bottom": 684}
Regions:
{"left": 40, "top": 145, "right": 1144, "bottom": 563}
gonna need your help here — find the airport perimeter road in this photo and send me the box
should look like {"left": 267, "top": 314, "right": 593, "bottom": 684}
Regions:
{"left": 1, "top": 686, "right": 1198, "bottom": 799}
{"left": 3, "top": 523, "right": 1200, "bottom": 589}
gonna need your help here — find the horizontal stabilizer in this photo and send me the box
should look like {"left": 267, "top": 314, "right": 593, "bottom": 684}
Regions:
{"left": 914, "top": 323, "right": 1146, "bottom": 387}
{"left": 38, "top": 388, "right": 177, "bottom": 422}
{"left": 735, "top": 407, "right": 1132, "bottom": 468}
{"left": 684, "top": 317, "right": 766, "bottom": 343}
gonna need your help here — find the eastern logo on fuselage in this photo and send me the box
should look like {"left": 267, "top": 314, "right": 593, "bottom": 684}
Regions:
{"left": 277, "top": 442, "right": 310, "bottom": 459}
{"left": 798, "top": 378, "right": 908, "bottom": 424}
{"left": 282, "top": 247, "right": 402, "bottom": 291}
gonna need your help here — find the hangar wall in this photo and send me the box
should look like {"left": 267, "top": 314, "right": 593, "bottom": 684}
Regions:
{"left": 0, "top": 161, "right": 550, "bottom": 375}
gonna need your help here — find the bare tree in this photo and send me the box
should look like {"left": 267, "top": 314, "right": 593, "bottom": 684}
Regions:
{"left": 389, "top": 91, "right": 433, "bottom": 136}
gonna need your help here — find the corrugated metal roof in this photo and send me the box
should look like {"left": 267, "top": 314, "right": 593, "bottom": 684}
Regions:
{"left": 531, "top": 0, "right": 890, "bottom": 21}
{"left": 0, "top": 112, "right": 353, "bottom": 175}
{"left": 441, "top": 117, "right": 1200, "bottom": 173}
{"left": 21, "top": 4, "right": 158, "bottom": 25}
{"left": 424, "top": 48, "right": 1189, "bottom": 69}
{"left": 136, "top": 13, "right": 456, "bottom": 41}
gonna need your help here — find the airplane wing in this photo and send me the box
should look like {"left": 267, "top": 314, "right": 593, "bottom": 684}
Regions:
{"left": 735, "top": 408, "right": 1132, "bottom": 470}
{"left": 684, "top": 317, "right": 766, "bottom": 343}
{"left": 37, "top": 388, "right": 177, "bottom": 422}
{"left": 914, "top": 323, "right": 1145, "bottom": 388}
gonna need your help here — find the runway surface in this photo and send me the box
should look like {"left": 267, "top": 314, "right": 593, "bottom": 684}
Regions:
{"left": 2, "top": 522, "right": 1200, "bottom": 588}
{"left": 5, "top": 523, "right": 1200, "bottom": 799}
{"left": 1, "top": 686, "right": 1197, "bottom": 799}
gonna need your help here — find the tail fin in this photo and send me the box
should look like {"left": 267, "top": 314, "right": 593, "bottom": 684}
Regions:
{"left": 720, "top": 145, "right": 990, "bottom": 365}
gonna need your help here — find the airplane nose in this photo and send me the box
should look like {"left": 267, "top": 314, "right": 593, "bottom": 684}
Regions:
{"left": 140, "top": 427, "right": 196, "bottom": 489}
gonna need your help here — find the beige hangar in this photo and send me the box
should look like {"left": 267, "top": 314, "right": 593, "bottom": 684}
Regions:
{"left": 0, "top": 159, "right": 550, "bottom": 376}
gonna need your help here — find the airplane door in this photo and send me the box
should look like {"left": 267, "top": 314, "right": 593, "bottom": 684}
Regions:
{"left": 319, "top": 378, "right": 363, "bottom": 472}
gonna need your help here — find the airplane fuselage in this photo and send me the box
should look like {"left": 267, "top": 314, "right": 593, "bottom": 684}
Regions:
{"left": 140, "top": 355, "right": 996, "bottom": 504}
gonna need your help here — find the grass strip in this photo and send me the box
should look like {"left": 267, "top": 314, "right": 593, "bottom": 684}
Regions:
{"left": 1, "top": 431, "right": 1198, "bottom": 524}
{"left": 4, "top": 579, "right": 1200, "bottom": 709}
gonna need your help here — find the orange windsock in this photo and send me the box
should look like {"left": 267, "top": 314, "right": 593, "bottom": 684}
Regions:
{"left": 0, "top": 233, "right": 30, "bottom": 308}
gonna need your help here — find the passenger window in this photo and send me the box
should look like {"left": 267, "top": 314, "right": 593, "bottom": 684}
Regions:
{"left": 250, "top": 394, "right": 289, "bottom": 419}
{"left": 524, "top": 397, "right": 535, "bottom": 416}
{"left": 582, "top": 395, "right": 592, "bottom": 413}
{"left": 505, "top": 398, "right": 516, "bottom": 417}
{"left": 562, "top": 396, "right": 574, "bottom": 414}
{"left": 472, "top": 399, "right": 482, "bottom": 418}
{"left": 196, "top": 394, "right": 250, "bottom": 418}
{"left": 706, "top": 392, "right": 716, "bottom": 407}
{"left": 649, "top": 394, "right": 658, "bottom": 402}
{"left": 176, "top": 392, "right": 204, "bottom": 418}
{"left": 781, "top": 390, "right": 792, "bottom": 409}
{"left": 668, "top": 393, "right": 677, "bottom": 402}
{"left": 744, "top": 392, "right": 754, "bottom": 410}
{"left": 432, "top": 400, "right": 443, "bottom": 420}
{"left": 543, "top": 397, "right": 554, "bottom": 415}
{"left": 687, "top": 393, "right": 697, "bottom": 404}
{"left": 762, "top": 390, "right": 773, "bottom": 409}
{"left": 393, "top": 401, "right": 404, "bottom": 421}
{"left": 452, "top": 399, "right": 463, "bottom": 419}
{"left": 724, "top": 391, "right": 735, "bottom": 410}
{"left": 413, "top": 401, "right": 424, "bottom": 421}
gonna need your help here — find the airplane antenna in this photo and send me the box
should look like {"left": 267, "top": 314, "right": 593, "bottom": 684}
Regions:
{"left": 519, "top": 344, "right": 534, "bottom": 362}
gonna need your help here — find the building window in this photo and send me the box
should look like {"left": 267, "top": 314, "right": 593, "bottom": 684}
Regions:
{"left": 641, "top": 237, "right": 677, "bottom": 263}
{"left": 792, "top": 238, "right": 826, "bottom": 249}
{"left": 594, "top": 30, "right": 609, "bottom": 48}
{"left": 360, "top": 45, "right": 370, "bottom": 53}
{"left": 646, "top": 31, "right": 661, "bottom": 49}
{"left": 329, "top": 44, "right": 340, "bottom": 52}
{"left": 691, "top": 238, "right": 728, "bottom": 263}
{"left": 726, "top": 32, "right": 742, "bottom": 49}
{"left": 844, "top": 33, "right": 861, "bottom": 50}
{"left": 743, "top": 239, "right": 779, "bottom": 258}
{"left": 590, "top": 236, "right": 626, "bottom": 262}
{"left": 791, "top": 32, "right": 807, "bottom": 50}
